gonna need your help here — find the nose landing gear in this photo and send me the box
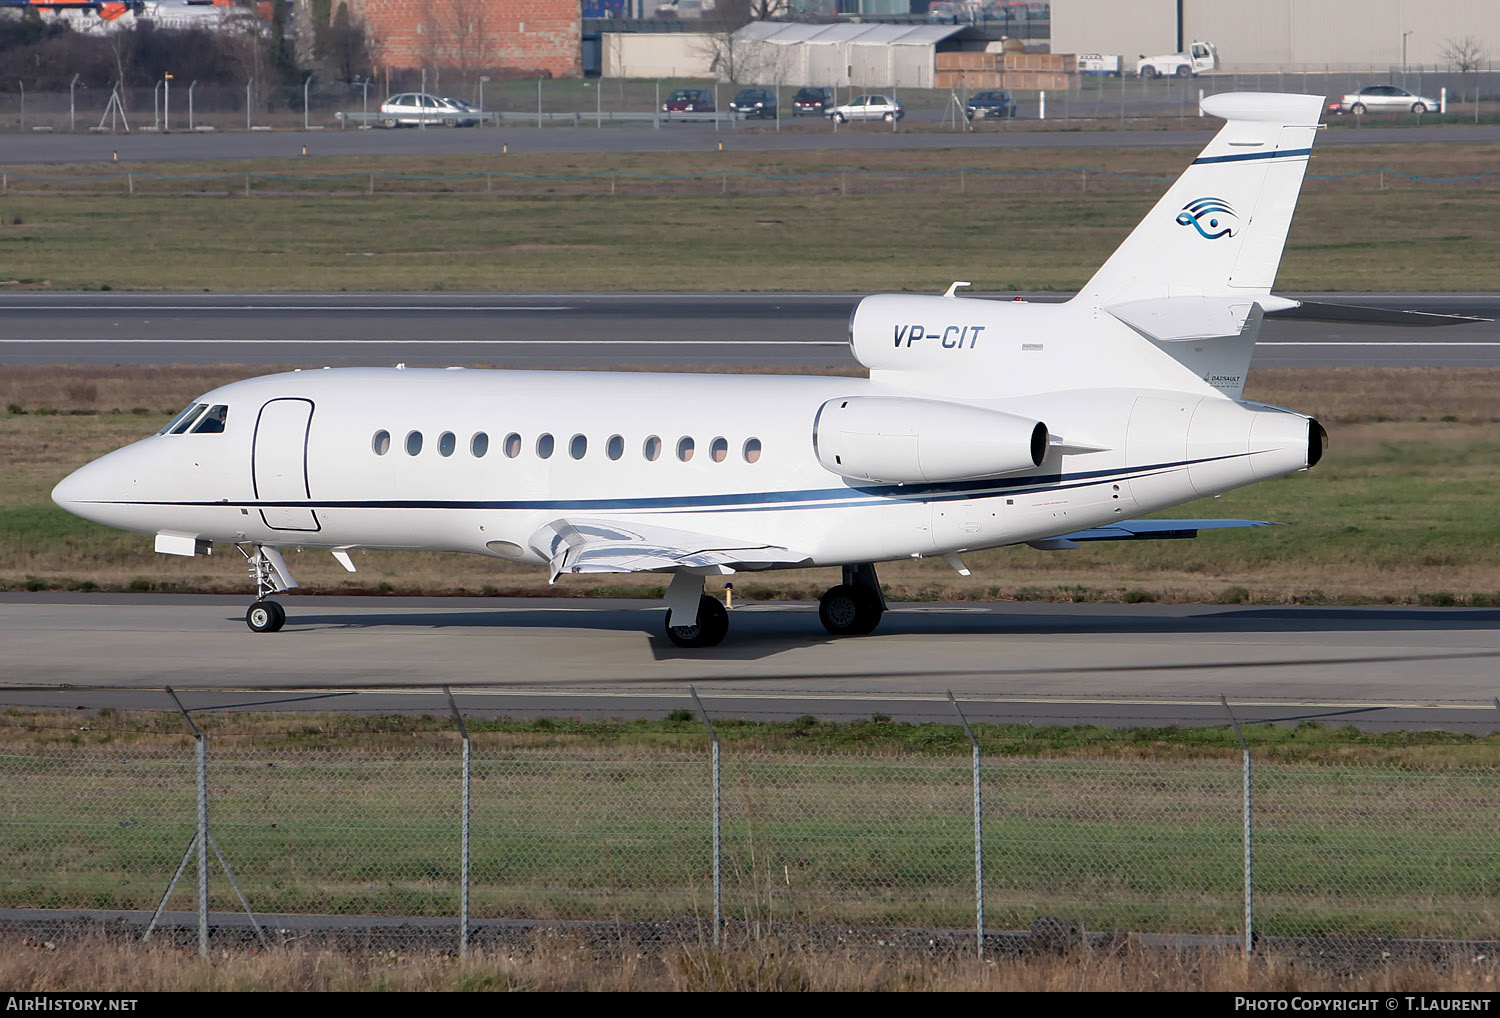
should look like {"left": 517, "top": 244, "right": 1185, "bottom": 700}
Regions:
{"left": 237, "top": 544, "right": 297, "bottom": 634}
{"left": 246, "top": 600, "right": 286, "bottom": 633}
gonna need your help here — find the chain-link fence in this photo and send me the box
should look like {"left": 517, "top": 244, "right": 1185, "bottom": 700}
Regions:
{"left": 3, "top": 699, "right": 1498, "bottom": 956}
{"left": 0, "top": 69, "right": 1497, "bottom": 132}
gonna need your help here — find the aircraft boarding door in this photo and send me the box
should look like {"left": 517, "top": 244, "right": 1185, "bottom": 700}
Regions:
{"left": 252, "top": 398, "right": 320, "bottom": 532}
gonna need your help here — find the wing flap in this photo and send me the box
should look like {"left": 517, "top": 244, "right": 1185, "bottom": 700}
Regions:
{"left": 530, "top": 517, "right": 810, "bottom": 581}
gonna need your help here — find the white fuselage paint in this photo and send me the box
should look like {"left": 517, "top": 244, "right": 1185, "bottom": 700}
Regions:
{"left": 51, "top": 94, "right": 1332, "bottom": 622}
{"left": 53, "top": 364, "right": 1315, "bottom": 573}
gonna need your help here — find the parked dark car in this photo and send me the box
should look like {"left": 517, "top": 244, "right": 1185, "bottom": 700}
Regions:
{"left": 791, "top": 87, "right": 833, "bottom": 116}
{"left": 730, "top": 87, "right": 777, "bottom": 119}
{"left": 965, "top": 90, "right": 1017, "bottom": 120}
{"left": 661, "top": 88, "right": 715, "bottom": 113}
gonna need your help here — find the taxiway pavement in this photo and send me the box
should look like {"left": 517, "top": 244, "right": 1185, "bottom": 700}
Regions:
{"left": 3, "top": 593, "right": 1497, "bottom": 731}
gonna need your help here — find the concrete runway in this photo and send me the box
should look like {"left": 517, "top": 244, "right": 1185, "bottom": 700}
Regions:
{"left": 3, "top": 593, "right": 1498, "bottom": 731}
{"left": 1, "top": 291, "right": 1495, "bottom": 369}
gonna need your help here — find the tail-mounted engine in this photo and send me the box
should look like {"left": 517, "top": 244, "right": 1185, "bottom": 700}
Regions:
{"left": 813, "top": 396, "right": 1049, "bottom": 484}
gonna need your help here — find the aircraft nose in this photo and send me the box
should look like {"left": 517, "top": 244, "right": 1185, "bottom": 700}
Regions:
{"left": 52, "top": 462, "right": 93, "bottom": 511}
{"left": 52, "top": 451, "right": 134, "bottom": 525}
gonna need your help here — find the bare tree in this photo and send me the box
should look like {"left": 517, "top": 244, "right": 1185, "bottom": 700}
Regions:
{"left": 439, "top": 0, "right": 489, "bottom": 90}
{"left": 1441, "top": 35, "right": 1487, "bottom": 72}
{"left": 417, "top": 0, "right": 445, "bottom": 88}
{"left": 1441, "top": 35, "right": 1487, "bottom": 104}
{"left": 695, "top": 0, "right": 784, "bottom": 84}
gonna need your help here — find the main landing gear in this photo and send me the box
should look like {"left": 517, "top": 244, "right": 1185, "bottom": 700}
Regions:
{"left": 662, "top": 563, "right": 887, "bottom": 648}
{"left": 238, "top": 544, "right": 295, "bottom": 634}
{"left": 664, "top": 594, "right": 729, "bottom": 649}
{"left": 818, "top": 563, "right": 885, "bottom": 637}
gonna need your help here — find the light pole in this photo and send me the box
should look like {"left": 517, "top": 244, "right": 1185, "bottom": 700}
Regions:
{"left": 1402, "top": 30, "right": 1413, "bottom": 79}
{"left": 188, "top": 80, "right": 197, "bottom": 131}
{"left": 479, "top": 75, "right": 489, "bottom": 125}
{"left": 303, "top": 74, "right": 312, "bottom": 130}
{"left": 70, "top": 73, "right": 79, "bottom": 132}
{"left": 164, "top": 73, "right": 173, "bottom": 132}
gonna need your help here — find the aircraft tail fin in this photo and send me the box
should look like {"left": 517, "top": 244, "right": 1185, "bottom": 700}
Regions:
{"left": 1072, "top": 93, "right": 1324, "bottom": 397}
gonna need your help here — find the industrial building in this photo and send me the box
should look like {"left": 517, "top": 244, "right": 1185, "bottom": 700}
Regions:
{"left": 1051, "top": 0, "right": 1499, "bottom": 73}
{"left": 343, "top": 0, "right": 581, "bottom": 77}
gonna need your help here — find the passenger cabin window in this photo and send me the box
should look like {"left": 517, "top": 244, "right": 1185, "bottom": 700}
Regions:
{"left": 504, "top": 433, "right": 522, "bottom": 458}
{"left": 607, "top": 435, "right": 624, "bottom": 461}
{"left": 536, "top": 433, "right": 555, "bottom": 459}
{"left": 677, "top": 437, "right": 695, "bottom": 462}
{"left": 406, "top": 431, "right": 423, "bottom": 456}
{"left": 710, "top": 437, "right": 728, "bottom": 463}
{"left": 373, "top": 430, "right": 391, "bottom": 455}
{"left": 160, "top": 403, "right": 206, "bottom": 435}
{"left": 644, "top": 436, "right": 662, "bottom": 462}
{"left": 439, "top": 431, "right": 456, "bottom": 457}
{"left": 471, "top": 432, "right": 489, "bottom": 457}
{"left": 569, "top": 434, "right": 587, "bottom": 460}
{"left": 743, "top": 438, "right": 762, "bottom": 463}
{"left": 191, "top": 405, "right": 229, "bottom": 434}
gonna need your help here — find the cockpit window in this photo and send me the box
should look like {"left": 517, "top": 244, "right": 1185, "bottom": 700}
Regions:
{"left": 160, "top": 402, "right": 206, "bottom": 436}
{"left": 190, "top": 405, "right": 229, "bottom": 434}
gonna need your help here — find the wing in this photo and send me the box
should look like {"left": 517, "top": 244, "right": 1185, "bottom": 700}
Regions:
{"left": 1029, "top": 518, "right": 1279, "bottom": 550}
{"left": 530, "top": 517, "right": 811, "bottom": 582}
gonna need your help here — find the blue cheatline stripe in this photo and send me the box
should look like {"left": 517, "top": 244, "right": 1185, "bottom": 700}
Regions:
{"left": 71, "top": 454, "right": 1249, "bottom": 515}
{"left": 1192, "top": 147, "right": 1314, "bottom": 165}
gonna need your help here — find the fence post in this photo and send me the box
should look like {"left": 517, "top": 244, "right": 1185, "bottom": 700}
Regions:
{"left": 444, "top": 686, "right": 471, "bottom": 959}
{"left": 947, "top": 691, "right": 984, "bottom": 959}
{"left": 142, "top": 687, "right": 267, "bottom": 957}
{"left": 690, "top": 686, "right": 722, "bottom": 948}
{"left": 1221, "top": 695, "right": 1253, "bottom": 956}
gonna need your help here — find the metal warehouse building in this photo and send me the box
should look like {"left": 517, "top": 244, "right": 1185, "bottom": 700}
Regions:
{"left": 731, "top": 21, "right": 989, "bottom": 89}
{"left": 1052, "top": 0, "right": 1499, "bottom": 72}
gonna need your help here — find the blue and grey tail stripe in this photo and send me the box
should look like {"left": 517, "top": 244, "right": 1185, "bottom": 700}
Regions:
{"left": 1192, "top": 147, "right": 1313, "bottom": 166}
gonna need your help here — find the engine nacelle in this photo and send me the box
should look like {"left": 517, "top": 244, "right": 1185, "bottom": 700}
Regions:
{"left": 848, "top": 292, "right": 1050, "bottom": 373}
{"left": 813, "top": 396, "right": 1049, "bottom": 484}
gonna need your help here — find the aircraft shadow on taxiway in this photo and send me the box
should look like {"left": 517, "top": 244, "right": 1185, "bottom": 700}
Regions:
{"left": 244, "top": 604, "right": 1500, "bottom": 666}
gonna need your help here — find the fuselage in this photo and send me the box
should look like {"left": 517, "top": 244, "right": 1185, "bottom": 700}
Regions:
{"left": 52, "top": 366, "right": 1319, "bottom": 572}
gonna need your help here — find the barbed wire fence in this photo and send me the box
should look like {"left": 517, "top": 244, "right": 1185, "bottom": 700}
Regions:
{"left": 1, "top": 687, "right": 1498, "bottom": 958}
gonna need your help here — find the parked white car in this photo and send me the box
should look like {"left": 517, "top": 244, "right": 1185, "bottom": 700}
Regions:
{"left": 826, "top": 94, "right": 905, "bottom": 124}
{"left": 1331, "top": 85, "right": 1440, "bottom": 115}
{"left": 378, "top": 93, "right": 478, "bottom": 127}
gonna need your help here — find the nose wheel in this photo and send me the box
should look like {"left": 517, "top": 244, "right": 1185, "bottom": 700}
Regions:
{"left": 237, "top": 543, "right": 295, "bottom": 634}
{"left": 246, "top": 600, "right": 286, "bottom": 633}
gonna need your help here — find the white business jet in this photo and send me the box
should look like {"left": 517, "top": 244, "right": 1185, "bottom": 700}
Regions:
{"left": 54, "top": 93, "right": 1335, "bottom": 647}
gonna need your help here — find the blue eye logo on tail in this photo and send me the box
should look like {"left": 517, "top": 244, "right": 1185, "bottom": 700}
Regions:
{"left": 1176, "top": 197, "right": 1239, "bottom": 240}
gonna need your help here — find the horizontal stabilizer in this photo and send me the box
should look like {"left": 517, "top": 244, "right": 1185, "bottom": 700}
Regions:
{"left": 1106, "top": 295, "right": 1298, "bottom": 342}
{"left": 531, "top": 517, "right": 810, "bottom": 581}
{"left": 1039, "top": 518, "right": 1279, "bottom": 547}
{"left": 1264, "top": 301, "right": 1491, "bottom": 327}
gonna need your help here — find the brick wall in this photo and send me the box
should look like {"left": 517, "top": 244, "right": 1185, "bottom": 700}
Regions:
{"left": 346, "top": 0, "right": 581, "bottom": 77}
